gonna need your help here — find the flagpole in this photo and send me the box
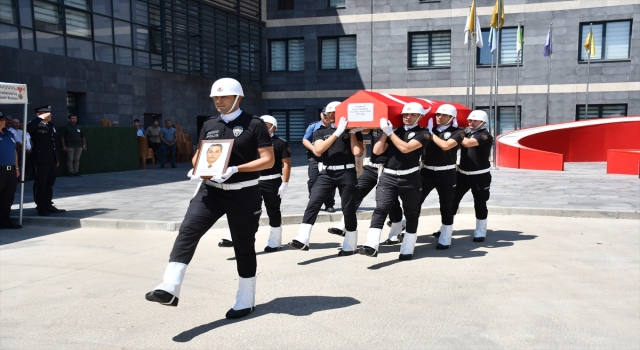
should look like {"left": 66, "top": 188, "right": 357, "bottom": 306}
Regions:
{"left": 466, "top": 39, "right": 471, "bottom": 107}
{"left": 489, "top": 37, "right": 494, "bottom": 135}
{"left": 491, "top": 1, "right": 502, "bottom": 170}
{"left": 585, "top": 22, "right": 592, "bottom": 120}
{"left": 514, "top": 20, "right": 521, "bottom": 131}
{"left": 545, "top": 23, "right": 552, "bottom": 125}
{"left": 472, "top": 25, "right": 477, "bottom": 110}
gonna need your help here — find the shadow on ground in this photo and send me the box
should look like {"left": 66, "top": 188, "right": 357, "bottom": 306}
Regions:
{"left": 172, "top": 295, "right": 360, "bottom": 342}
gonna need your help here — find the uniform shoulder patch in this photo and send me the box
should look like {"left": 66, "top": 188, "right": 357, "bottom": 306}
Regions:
{"left": 343, "top": 134, "right": 349, "bottom": 139}
{"left": 287, "top": 147, "right": 292, "bottom": 154}
{"left": 460, "top": 132, "right": 465, "bottom": 138}
{"left": 424, "top": 133, "right": 431, "bottom": 140}
{"left": 482, "top": 134, "right": 489, "bottom": 140}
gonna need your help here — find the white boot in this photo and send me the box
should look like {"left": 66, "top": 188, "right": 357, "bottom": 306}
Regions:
{"left": 473, "top": 219, "right": 487, "bottom": 242}
{"left": 226, "top": 276, "right": 256, "bottom": 319}
{"left": 265, "top": 226, "right": 282, "bottom": 252}
{"left": 289, "top": 223, "right": 312, "bottom": 250}
{"left": 399, "top": 233, "right": 417, "bottom": 260}
{"left": 361, "top": 228, "right": 382, "bottom": 256}
{"left": 155, "top": 262, "right": 188, "bottom": 298}
{"left": 386, "top": 222, "right": 403, "bottom": 243}
{"left": 437, "top": 224, "right": 453, "bottom": 249}
{"left": 328, "top": 216, "right": 346, "bottom": 236}
{"left": 339, "top": 230, "right": 358, "bottom": 256}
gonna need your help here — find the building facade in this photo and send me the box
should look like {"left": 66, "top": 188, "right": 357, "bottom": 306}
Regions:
{"left": 263, "top": 0, "right": 639, "bottom": 141}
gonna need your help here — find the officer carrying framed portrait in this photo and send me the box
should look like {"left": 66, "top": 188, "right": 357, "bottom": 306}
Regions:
{"left": 193, "top": 139, "right": 234, "bottom": 178}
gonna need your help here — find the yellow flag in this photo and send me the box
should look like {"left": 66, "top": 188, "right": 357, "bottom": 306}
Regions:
{"left": 584, "top": 31, "right": 596, "bottom": 57}
{"left": 466, "top": 0, "right": 476, "bottom": 34}
{"left": 489, "top": 0, "right": 504, "bottom": 29}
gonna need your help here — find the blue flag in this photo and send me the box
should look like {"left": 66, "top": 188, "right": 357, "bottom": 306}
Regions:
{"left": 543, "top": 28, "right": 553, "bottom": 57}
{"left": 488, "top": 27, "right": 497, "bottom": 53}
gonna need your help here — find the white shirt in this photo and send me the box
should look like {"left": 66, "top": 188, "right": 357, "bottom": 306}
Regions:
{"left": 220, "top": 109, "right": 242, "bottom": 123}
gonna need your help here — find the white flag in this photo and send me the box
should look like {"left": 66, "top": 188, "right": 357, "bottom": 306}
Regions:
{"left": 474, "top": 14, "right": 483, "bottom": 48}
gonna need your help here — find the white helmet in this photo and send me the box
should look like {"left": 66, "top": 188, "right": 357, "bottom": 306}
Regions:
{"left": 435, "top": 104, "right": 457, "bottom": 118}
{"left": 467, "top": 110, "right": 489, "bottom": 124}
{"left": 260, "top": 115, "right": 277, "bottom": 128}
{"left": 210, "top": 78, "right": 244, "bottom": 97}
{"left": 401, "top": 102, "right": 425, "bottom": 115}
{"left": 325, "top": 101, "right": 341, "bottom": 113}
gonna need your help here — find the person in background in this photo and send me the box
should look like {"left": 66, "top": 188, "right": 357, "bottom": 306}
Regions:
{"left": 134, "top": 119, "right": 145, "bottom": 137}
{"left": 159, "top": 119, "right": 178, "bottom": 168}
{"left": 59, "top": 114, "right": 87, "bottom": 177}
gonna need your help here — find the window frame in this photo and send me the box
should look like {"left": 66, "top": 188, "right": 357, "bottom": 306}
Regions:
{"left": 476, "top": 106, "right": 521, "bottom": 135}
{"left": 328, "top": 0, "right": 345, "bottom": 9}
{"left": 407, "top": 30, "right": 451, "bottom": 69}
{"left": 318, "top": 35, "right": 357, "bottom": 71}
{"left": 575, "top": 104, "right": 628, "bottom": 120}
{"left": 577, "top": 20, "right": 632, "bottom": 63}
{"left": 269, "top": 109, "right": 306, "bottom": 142}
{"left": 269, "top": 37, "right": 304, "bottom": 72}
{"left": 476, "top": 26, "right": 523, "bottom": 67}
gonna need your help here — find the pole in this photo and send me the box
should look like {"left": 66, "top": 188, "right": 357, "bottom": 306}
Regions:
{"left": 492, "top": 11, "right": 501, "bottom": 169}
{"left": 489, "top": 40, "right": 494, "bottom": 137}
{"left": 585, "top": 22, "right": 592, "bottom": 120}
{"left": 514, "top": 20, "right": 521, "bottom": 131}
{"left": 472, "top": 29, "right": 477, "bottom": 110}
{"left": 545, "top": 23, "right": 552, "bottom": 125}
{"left": 466, "top": 40, "right": 471, "bottom": 107}
{"left": 19, "top": 103, "right": 27, "bottom": 225}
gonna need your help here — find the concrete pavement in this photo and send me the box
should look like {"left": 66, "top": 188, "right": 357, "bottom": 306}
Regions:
{"left": 1, "top": 215, "right": 638, "bottom": 349}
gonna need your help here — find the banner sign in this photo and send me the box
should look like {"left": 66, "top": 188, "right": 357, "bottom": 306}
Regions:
{"left": 0, "top": 82, "right": 28, "bottom": 104}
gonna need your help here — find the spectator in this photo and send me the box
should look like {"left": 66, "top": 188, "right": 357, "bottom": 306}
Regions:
{"left": 134, "top": 119, "right": 145, "bottom": 137}
{"left": 159, "top": 119, "right": 177, "bottom": 168}
{"left": 0, "top": 117, "right": 21, "bottom": 229}
{"left": 10, "top": 118, "right": 23, "bottom": 174}
{"left": 59, "top": 114, "right": 87, "bottom": 177}
{"left": 145, "top": 119, "right": 161, "bottom": 157}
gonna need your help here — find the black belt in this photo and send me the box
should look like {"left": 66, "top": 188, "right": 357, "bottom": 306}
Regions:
{"left": 1, "top": 165, "right": 14, "bottom": 171}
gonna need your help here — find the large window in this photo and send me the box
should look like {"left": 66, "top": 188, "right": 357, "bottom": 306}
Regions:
{"left": 579, "top": 20, "right": 631, "bottom": 61}
{"left": 270, "top": 38, "right": 304, "bottom": 72}
{"left": 576, "top": 104, "right": 627, "bottom": 120}
{"left": 0, "top": 0, "right": 16, "bottom": 24}
{"left": 477, "top": 106, "right": 521, "bottom": 135}
{"left": 320, "top": 36, "right": 356, "bottom": 70}
{"left": 477, "top": 27, "right": 523, "bottom": 66}
{"left": 328, "top": 0, "right": 345, "bottom": 8}
{"left": 409, "top": 31, "right": 451, "bottom": 68}
{"left": 270, "top": 110, "right": 306, "bottom": 142}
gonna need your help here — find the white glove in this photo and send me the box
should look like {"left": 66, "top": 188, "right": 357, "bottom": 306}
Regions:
{"left": 349, "top": 127, "right": 365, "bottom": 134}
{"left": 187, "top": 169, "right": 200, "bottom": 182}
{"left": 427, "top": 118, "right": 434, "bottom": 134}
{"left": 211, "top": 166, "right": 238, "bottom": 183}
{"left": 278, "top": 182, "right": 289, "bottom": 198}
{"left": 333, "top": 117, "right": 348, "bottom": 137}
{"left": 380, "top": 118, "right": 393, "bottom": 136}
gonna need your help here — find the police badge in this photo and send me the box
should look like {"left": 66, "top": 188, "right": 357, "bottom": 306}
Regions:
{"left": 443, "top": 131, "right": 451, "bottom": 140}
{"left": 233, "top": 126, "right": 243, "bottom": 137}
{"left": 482, "top": 134, "right": 489, "bottom": 140}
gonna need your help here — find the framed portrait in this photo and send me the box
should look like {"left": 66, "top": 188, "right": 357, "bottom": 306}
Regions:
{"left": 193, "top": 139, "right": 234, "bottom": 178}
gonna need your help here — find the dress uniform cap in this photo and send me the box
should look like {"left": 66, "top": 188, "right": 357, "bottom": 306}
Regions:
{"left": 325, "top": 101, "right": 341, "bottom": 113}
{"left": 435, "top": 104, "right": 457, "bottom": 118}
{"left": 467, "top": 110, "right": 489, "bottom": 124}
{"left": 259, "top": 115, "right": 277, "bottom": 128}
{"left": 401, "top": 102, "right": 425, "bottom": 115}
{"left": 34, "top": 105, "right": 51, "bottom": 113}
{"left": 210, "top": 78, "right": 244, "bottom": 97}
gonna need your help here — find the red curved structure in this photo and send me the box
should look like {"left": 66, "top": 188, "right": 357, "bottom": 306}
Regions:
{"left": 496, "top": 117, "right": 640, "bottom": 174}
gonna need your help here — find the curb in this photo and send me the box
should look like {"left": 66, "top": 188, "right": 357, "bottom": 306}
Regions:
{"left": 14, "top": 206, "right": 639, "bottom": 232}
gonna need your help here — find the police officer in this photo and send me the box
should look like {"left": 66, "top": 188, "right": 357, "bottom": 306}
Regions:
{"left": 0, "top": 117, "right": 22, "bottom": 229}
{"left": 451, "top": 110, "right": 493, "bottom": 242}
{"left": 418, "top": 104, "right": 464, "bottom": 250}
{"left": 26, "top": 106, "right": 66, "bottom": 216}
{"left": 288, "top": 102, "right": 363, "bottom": 255}
{"left": 327, "top": 128, "right": 406, "bottom": 245}
{"left": 146, "top": 78, "right": 274, "bottom": 320}
{"left": 302, "top": 108, "right": 336, "bottom": 213}
{"left": 360, "top": 103, "right": 431, "bottom": 259}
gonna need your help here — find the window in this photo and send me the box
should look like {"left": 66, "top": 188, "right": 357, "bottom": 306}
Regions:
{"left": 409, "top": 31, "right": 451, "bottom": 68}
{"left": 579, "top": 21, "right": 631, "bottom": 61}
{"left": 477, "top": 106, "right": 521, "bottom": 135}
{"left": 0, "top": 0, "right": 16, "bottom": 24}
{"left": 328, "top": 0, "right": 345, "bottom": 8}
{"left": 277, "top": 0, "right": 293, "bottom": 10}
{"left": 0, "top": 24, "right": 20, "bottom": 48}
{"left": 67, "top": 37, "right": 92, "bottom": 59}
{"left": 270, "top": 110, "right": 306, "bottom": 142}
{"left": 34, "top": 1, "right": 63, "bottom": 34}
{"left": 65, "top": 8, "right": 91, "bottom": 37}
{"left": 576, "top": 104, "right": 627, "bottom": 120}
{"left": 320, "top": 36, "right": 356, "bottom": 70}
{"left": 270, "top": 39, "right": 304, "bottom": 72}
{"left": 18, "top": 0, "right": 33, "bottom": 28}
{"left": 95, "top": 42, "right": 113, "bottom": 62}
{"left": 477, "top": 27, "right": 522, "bottom": 66}
{"left": 93, "top": 15, "right": 112, "bottom": 43}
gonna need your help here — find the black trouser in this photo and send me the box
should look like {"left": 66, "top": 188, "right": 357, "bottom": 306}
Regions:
{"left": 356, "top": 165, "right": 402, "bottom": 222}
{"left": 452, "top": 172, "right": 492, "bottom": 220}
{"left": 302, "top": 168, "right": 358, "bottom": 231}
{"left": 0, "top": 165, "right": 17, "bottom": 224}
{"left": 307, "top": 158, "right": 335, "bottom": 207}
{"left": 259, "top": 177, "right": 282, "bottom": 228}
{"left": 370, "top": 172, "right": 422, "bottom": 232}
{"left": 33, "top": 162, "right": 56, "bottom": 210}
{"left": 419, "top": 168, "right": 457, "bottom": 226}
{"left": 169, "top": 183, "right": 262, "bottom": 278}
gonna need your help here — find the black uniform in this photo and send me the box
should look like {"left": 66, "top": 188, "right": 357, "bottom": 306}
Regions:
{"left": 305, "top": 121, "right": 336, "bottom": 209}
{"left": 26, "top": 117, "right": 59, "bottom": 212}
{"left": 451, "top": 128, "right": 493, "bottom": 220}
{"left": 301, "top": 126, "right": 362, "bottom": 231}
{"left": 259, "top": 135, "right": 291, "bottom": 228}
{"left": 419, "top": 125, "right": 465, "bottom": 226}
{"left": 0, "top": 128, "right": 18, "bottom": 227}
{"left": 169, "top": 111, "right": 272, "bottom": 278}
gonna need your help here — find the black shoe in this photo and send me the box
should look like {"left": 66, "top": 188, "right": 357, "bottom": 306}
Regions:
{"left": 338, "top": 249, "right": 357, "bottom": 256}
{"left": 399, "top": 253, "right": 413, "bottom": 260}
{"left": 380, "top": 239, "right": 400, "bottom": 246}
{"left": 436, "top": 244, "right": 450, "bottom": 250}
{"left": 473, "top": 237, "right": 485, "bottom": 242}
{"left": 386, "top": 220, "right": 392, "bottom": 227}
{"left": 327, "top": 227, "right": 346, "bottom": 237}
{"left": 359, "top": 246, "right": 378, "bottom": 257}
{"left": 160, "top": 165, "right": 165, "bottom": 168}
{"left": 218, "top": 239, "right": 234, "bottom": 247}
{"left": 74, "top": 173, "right": 82, "bottom": 177}
{"left": 145, "top": 289, "right": 179, "bottom": 306}
{"left": 287, "top": 240, "right": 309, "bottom": 251}
{"left": 37, "top": 208, "right": 50, "bottom": 216}
{"left": 47, "top": 206, "right": 66, "bottom": 214}
{"left": 325, "top": 206, "right": 336, "bottom": 213}
{"left": 264, "top": 245, "right": 281, "bottom": 252}
{"left": 225, "top": 306, "right": 254, "bottom": 319}
{"left": 433, "top": 231, "right": 441, "bottom": 238}
{"left": 0, "top": 222, "right": 22, "bottom": 229}
{"left": 171, "top": 165, "right": 177, "bottom": 168}
{"left": 397, "top": 233, "right": 404, "bottom": 243}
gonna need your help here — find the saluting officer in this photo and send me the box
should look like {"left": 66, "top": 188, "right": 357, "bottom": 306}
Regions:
{"left": 288, "top": 101, "right": 364, "bottom": 255}
{"left": 146, "top": 78, "right": 274, "bottom": 320}
{"left": 451, "top": 110, "right": 493, "bottom": 242}
{"left": 328, "top": 128, "right": 406, "bottom": 245}
{"left": 26, "top": 106, "right": 66, "bottom": 216}
{"left": 360, "top": 103, "right": 431, "bottom": 260}
{"left": 0, "top": 117, "right": 22, "bottom": 229}
{"left": 419, "top": 104, "right": 464, "bottom": 250}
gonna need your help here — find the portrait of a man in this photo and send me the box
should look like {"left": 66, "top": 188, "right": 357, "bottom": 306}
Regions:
{"left": 206, "top": 144, "right": 223, "bottom": 168}
{"left": 193, "top": 139, "right": 233, "bottom": 178}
